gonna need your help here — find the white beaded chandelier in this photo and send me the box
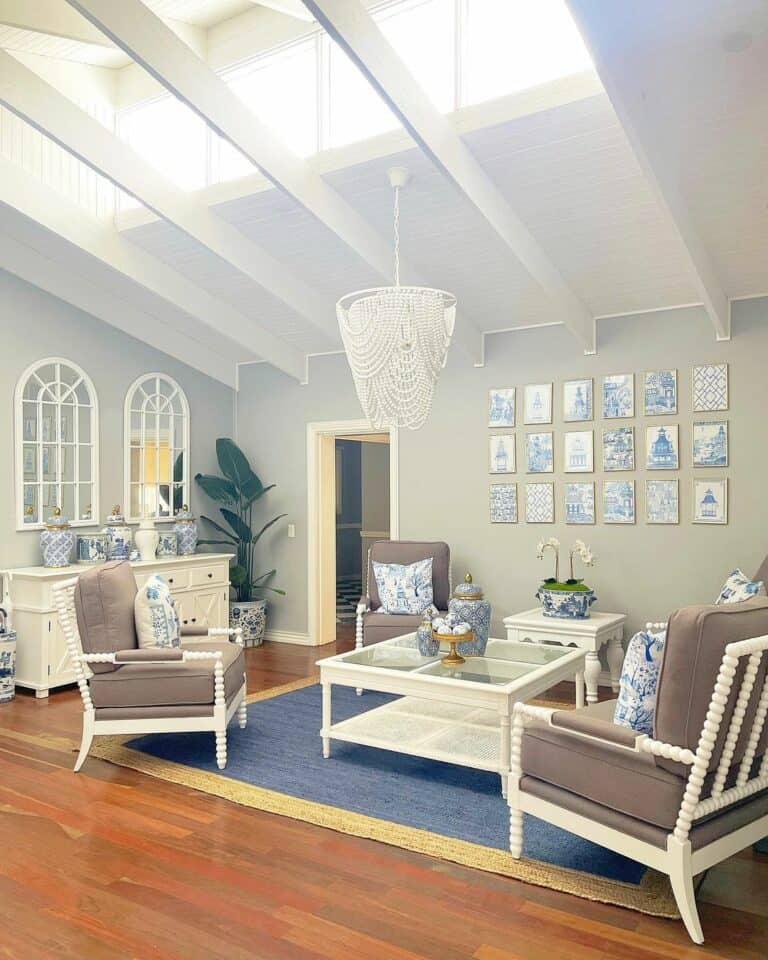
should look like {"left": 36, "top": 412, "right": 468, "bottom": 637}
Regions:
{"left": 336, "top": 167, "right": 456, "bottom": 430}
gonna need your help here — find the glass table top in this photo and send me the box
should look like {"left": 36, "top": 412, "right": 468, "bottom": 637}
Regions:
{"left": 329, "top": 633, "right": 578, "bottom": 686}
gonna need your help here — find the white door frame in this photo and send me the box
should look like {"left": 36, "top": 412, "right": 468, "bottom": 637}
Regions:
{"left": 307, "top": 419, "right": 399, "bottom": 646}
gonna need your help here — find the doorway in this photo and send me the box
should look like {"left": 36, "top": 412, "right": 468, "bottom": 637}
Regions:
{"left": 307, "top": 420, "right": 398, "bottom": 647}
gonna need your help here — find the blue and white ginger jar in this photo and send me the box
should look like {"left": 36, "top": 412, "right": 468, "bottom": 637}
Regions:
{"left": 448, "top": 573, "right": 491, "bottom": 656}
{"left": 417, "top": 616, "right": 440, "bottom": 657}
{"left": 174, "top": 505, "right": 198, "bottom": 556}
{"left": 0, "top": 609, "right": 16, "bottom": 704}
{"left": 40, "top": 508, "right": 74, "bottom": 568}
{"left": 102, "top": 506, "right": 133, "bottom": 561}
{"left": 77, "top": 533, "right": 107, "bottom": 564}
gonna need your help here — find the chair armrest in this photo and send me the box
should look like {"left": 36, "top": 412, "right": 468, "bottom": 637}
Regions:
{"left": 356, "top": 596, "right": 370, "bottom": 615}
{"left": 114, "top": 648, "right": 184, "bottom": 663}
{"left": 550, "top": 708, "right": 640, "bottom": 748}
{"left": 180, "top": 625, "right": 244, "bottom": 647}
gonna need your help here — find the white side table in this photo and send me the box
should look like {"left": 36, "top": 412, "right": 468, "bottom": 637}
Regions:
{"left": 503, "top": 608, "right": 626, "bottom": 705}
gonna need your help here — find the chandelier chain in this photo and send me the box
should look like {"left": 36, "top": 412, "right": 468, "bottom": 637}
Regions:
{"left": 393, "top": 185, "right": 401, "bottom": 287}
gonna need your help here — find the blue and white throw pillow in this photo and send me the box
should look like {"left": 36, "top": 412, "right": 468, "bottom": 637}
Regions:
{"left": 715, "top": 569, "right": 766, "bottom": 605}
{"left": 134, "top": 574, "right": 181, "bottom": 649}
{"left": 613, "top": 627, "right": 666, "bottom": 734}
{"left": 373, "top": 558, "right": 434, "bottom": 615}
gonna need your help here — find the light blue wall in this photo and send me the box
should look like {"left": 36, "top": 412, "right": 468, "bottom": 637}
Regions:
{"left": 0, "top": 269, "right": 235, "bottom": 570}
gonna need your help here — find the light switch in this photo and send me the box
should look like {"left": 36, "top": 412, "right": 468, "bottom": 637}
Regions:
{"left": 287, "top": 523, "right": 296, "bottom": 539}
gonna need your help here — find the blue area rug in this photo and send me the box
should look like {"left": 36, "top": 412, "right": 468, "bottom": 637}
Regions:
{"left": 93, "top": 680, "right": 676, "bottom": 917}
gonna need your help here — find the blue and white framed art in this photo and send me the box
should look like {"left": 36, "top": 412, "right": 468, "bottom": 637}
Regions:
{"left": 489, "top": 434, "right": 516, "bottom": 473}
{"left": 565, "top": 482, "right": 595, "bottom": 524}
{"left": 602, "top": 427, "right": 634, "bottom": 471}
{"left": 693, "top": 478, "right": 727, "bottom": 524}
{"left": 693, "top": 363, "right": 728, "bottom": 412}
{"left": 603, "top": 480, "right": 635, "bottom": 524}
{"left": 563, "top": 378, "right": 593, "bottom": 422}
{"left": 644, "top": 369, "right": 677, "bottom": 415}
{"left": 489, "top": 388, "right": 515, "bottom": 427}
{"left": 525, "top": 482, "right": 554, "bottom": 523}
{"left": 602, "top": 374, "right": 634, "bottom": 419}
{"left": 646, "top": 424, "right": 679, "bottom": 470}
{"left": 564, "top": 431, "right": 593, "bottom": 473}
{"left": 646, "top": 479, "right": 679, "bottom": 524}
{"left": 526, "top": 432, "right": 553, "bottom": 473}
{"left": 693, "top": 421, "right": 728, "bottom": 467}
{"left": 524, "top": 383, "right": 552, "bottom": 425}
{"left": 490, "top": 483, "right": 518, "bottom": 523}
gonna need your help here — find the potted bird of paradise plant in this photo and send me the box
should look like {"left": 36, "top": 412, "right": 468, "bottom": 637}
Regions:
{"left": 195, "top": 439, "right": 285, "bottom": 645}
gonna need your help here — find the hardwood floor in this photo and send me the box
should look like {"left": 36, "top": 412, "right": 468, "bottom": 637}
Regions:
{"left": 0, "top": 627, "right": 765, "bottom": 959}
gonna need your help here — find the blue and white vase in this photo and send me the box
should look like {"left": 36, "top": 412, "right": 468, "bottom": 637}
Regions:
{"left": 174, "top": 505, "right": 198, "bottom": 556}
{"left": 0, "top": 609, "right": 16, "bottom": 704}
{"left": 417, "top": 616, "right": 439, "bottom": 657}
{"left": 536, "top": 586, "right": 596, "bottom": 619}
{"left": 229, "top": 599, "right": 266, "bottom": 646}
{"left": 449, "top": 573, "right": 492, "bottom": 656}
{"left": 40, "top": 508, "right": 74, "bottom": 568}
{"left": 157, "top": 531, "right": 178, "bottom": 557}
{"left": 76, "top": 533, "right": 107, "bottom": 564}
{"left": 102, "top": 506, "right": 133, "bottom": 561}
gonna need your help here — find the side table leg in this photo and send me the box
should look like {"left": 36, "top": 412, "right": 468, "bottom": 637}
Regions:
{"left": 499, "top": 712, "right": 511, "bottom": 798}
{"left": 575, "top": 669, "right": 585, "bottom": 709}
{"left": 585, "top": 651, "right": 600, "bottom": 705}
{"left": 607, "top": 636, "right": 624, "bottom": 693}
{"left": 321, "top": 681, "right": 331, "bottom": 759}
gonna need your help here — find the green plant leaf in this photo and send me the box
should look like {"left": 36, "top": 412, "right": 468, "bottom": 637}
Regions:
{"left": 197, "top": 539, "right": 238, "bottom": 547}
{"left": 195, "top": 473, "right": 238, "bottom": 505}
{"left": 241, "top": 472, "right": 264, "bottom": 502}
{"left": 199, "top": 515, "right": 237, "bottom": 541}
{"left": 229, "top": 564, "right": 248, "bottom": 587}
{"left": 252, "top": 514, "right": 287, "bottom": 544}
{"left": 216, "top": 439, "right": 256, "bottom": 494}
{"left": 220, "top": 507, "right": 252, "bottom": 543}
{"left": 251, "top": 569, "right": 277, "bottom": 584}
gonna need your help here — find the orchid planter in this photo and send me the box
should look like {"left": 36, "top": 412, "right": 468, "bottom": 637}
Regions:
{"left": 536, "top": 584, "right": 597, "bottom": 619}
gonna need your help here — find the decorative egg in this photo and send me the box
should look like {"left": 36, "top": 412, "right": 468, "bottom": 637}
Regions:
{"left": 438, "top": 626, "right": 454, "bottom": 635}
{"left": 453, "top": 625, "right": 467, "bottom": 635}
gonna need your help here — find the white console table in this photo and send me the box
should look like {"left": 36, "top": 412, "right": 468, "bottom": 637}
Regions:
{"left": 1, "top": 553, "right": 233, "bottom": 698}
{"left": 503, "top": 608, "right": 626, "bottom": 705}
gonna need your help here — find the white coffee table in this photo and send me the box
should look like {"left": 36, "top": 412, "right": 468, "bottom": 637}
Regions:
{"left": 316, "top": 634, "right": 586, "bottom": 796}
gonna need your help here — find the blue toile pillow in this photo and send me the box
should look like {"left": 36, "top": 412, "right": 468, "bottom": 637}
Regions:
{"left": 715, "top": 569, "right": 766, "bottom": 605}
{"left": 134, "top": 574, "right": 181, "bottom": 649}
{"left": 613, "top": 628, "right": 666, "bottom": 734}
{"left": 372, "top": 558, "right": 434, "bottom": 615}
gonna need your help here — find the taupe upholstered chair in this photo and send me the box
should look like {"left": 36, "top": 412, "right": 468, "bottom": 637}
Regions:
{"left": 52, "top": 561, "right": 247, "bottom": 773}
{"left": 355, "top": 540, "right": 451, "bottom": 649}
{"left": 509, "top": 595, "right": 768, "bottom": 944}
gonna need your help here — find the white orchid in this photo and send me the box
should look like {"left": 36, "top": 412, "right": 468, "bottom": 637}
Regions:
{"left": 536, "top": 537, "right": 561, "bottom": 580}
{"left": 569, "top": 540, "right": 596, "bottom": 580}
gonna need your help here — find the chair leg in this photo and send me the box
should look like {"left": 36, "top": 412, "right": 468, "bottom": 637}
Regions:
{"left": 355, "top": 608, "right": 364, "bottom": 696}
{"left": 509, "top": 804, "right": 523, "bottom": 859}
{"left": 667, "top": 838, "right": 704, "bottom": 944}
{"left": 238, "top": 698, "right": 247, "bottom": 729}
{"left": 74, "top": 711, "right": 95, "bottom": 773}
{"left": 215, "top": 730, "right": 227, "bottom": 770}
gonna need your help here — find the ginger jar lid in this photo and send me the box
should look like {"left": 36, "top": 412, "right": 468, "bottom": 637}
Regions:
{"left": 175, "top": 504, "right": 196, "bottom": 522}
{"left": 453, "top": 573, "right": 483, "bottom": 600}
{"left": 44, "top": 507, "right": 70, "bottom": 530}
{"left": 105, "top": 505, "right": 127, "bottom": 526}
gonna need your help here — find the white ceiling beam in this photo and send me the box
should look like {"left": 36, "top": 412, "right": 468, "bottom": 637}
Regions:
{"left": 0, "top": 155, "right": 307, "bottom": 383}
{"left": 248, "top": 0, "right": 314, "bottom": 21}
{"left": 303, "top": 0, "right": 596, "bottom": 353}
{"left": 566, "top": 0, "right": 730, "bottom": 341}
{"left": 66, "top": 0, "right": 483, "bottom": 365}
{"left": 0, "top": 0, "right": 112, "bottom": 47}
{"left": 0, "top": 49, "right": 337, "bottom": 346}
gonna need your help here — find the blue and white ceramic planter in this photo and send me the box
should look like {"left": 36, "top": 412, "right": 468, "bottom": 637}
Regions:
{"left": 76, "top": 534, "right": 107, "bottom": 564}
{"left": 40, "top": 509, "right": 74, "bottom": 568}
{"left": 536, "top": 587, "right": 596, "bottom": 619}
{"left": 102, "top": 507, "right": 133, "bottom": 561}
{"left": 174, "top": 506, "right": 198, "bottom": 556}
{"left": 157, "top": 531, "right": 178, "bottom": 557}
{"left": 0, "top": 610, "right": 15, "bottom": 704}
{"left": 449, "top": 573, "right": 492, "bottom": 655}
{"left": 229, "top": 600, "right": 266, "bottom": 646}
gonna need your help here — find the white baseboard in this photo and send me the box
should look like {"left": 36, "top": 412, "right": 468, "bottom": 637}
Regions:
{"left": 265, "top": 629, "right": 316, "bottom": 646}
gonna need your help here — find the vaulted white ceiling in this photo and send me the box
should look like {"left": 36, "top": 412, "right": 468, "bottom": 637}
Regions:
{"left": 0, "top": 0, "right": 766, "bottom": 387}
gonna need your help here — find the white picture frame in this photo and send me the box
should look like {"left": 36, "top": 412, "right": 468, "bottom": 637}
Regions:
{"left": 563, "top": 378, "right": 593, "bottom": 422}
{"left": 525, "top": 482, "right": 554, "bottom": 523}
{"left": 646, "top": 424, "right": 679, "bottom": 470}
{"left": 488, "top": 388, "right": 515, "bottom": 427}
{"left": 564, "top": 431, "right": 593, "bottom": 473}
{"left": 602, "top": 374, "right": 634, "bottom": 419}
{"left": 490, "top": 483, "right": 518, "bottom": 523}
{"left": 489, "top": 434, "right": 516, "bottom": 474}
{"left": 602, "top": 427, "right": 635, "bottom": 471}
{"left": 692, "top": 421, "right": 728, "bottom": 468}
{"left": 565, "top": 482, "right": 595, "bottom": 525}
{"left": 524, "top": 383, "right": 553, "bottom": 425}
{"left": 603, "top": 480, "right": 635, "bottom": 524}
{"left": 644, "top": 369, "right": 678, "bottom": 416}
{"left": 693, "top": 363, "right": 728, "bottom": 412}
{"left": 693, "top": 478, "right": 728, "bottom": 524}
{"left": 646, "top": 479, "right": 679, "bottom": 525}
{"left": 525, "top": 432, "right": 553, "bottom": 473}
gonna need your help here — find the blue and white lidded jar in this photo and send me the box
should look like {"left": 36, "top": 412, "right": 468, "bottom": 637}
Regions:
{"left": 157, "top": 531, "right": 178, "bottom": 557}
{"left": 417, "top": 615, "right": 440, "bottom": 657}
{"left": 0, "top": 608, "right": 16, "bottom": 704}
{"left": 40, "top": 508, "right": 74, "bottom": 568}
{"left": 448, "top": 573, "right": 492, "bottom": 656}
{"left": 76, "top": 533, "right": 107, "bottom": 564}
{"left": 102, "top": 505, "right": 133, "bottom": 561}
{"left": 174, "top": 505, "right": 198, "bottom": 556}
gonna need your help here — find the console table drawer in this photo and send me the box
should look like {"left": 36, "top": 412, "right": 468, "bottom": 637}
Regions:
{"left": 190, "top": 563, "right": 228, "bottom": 587}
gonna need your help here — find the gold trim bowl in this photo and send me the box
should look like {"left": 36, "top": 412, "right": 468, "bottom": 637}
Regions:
{"left": 432, "top": 630, "right": 474, "bottom": 666}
